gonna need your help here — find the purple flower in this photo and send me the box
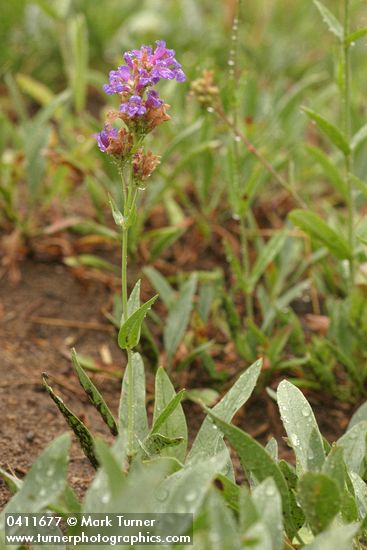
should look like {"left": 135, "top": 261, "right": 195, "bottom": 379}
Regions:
{"left": 103, "top": 66, "right": 132, "bottom": 95}
{"left": 102, "top": 40, "right": 186, "bottom": 98}
{"left": 146, "top": 90, "right": 163, "bottom": 109}
{"left": 120, "top": 95, "right": 147, "bottom": 117}
{"left": 94, "top": 126, "right": 118, "bottom": 152}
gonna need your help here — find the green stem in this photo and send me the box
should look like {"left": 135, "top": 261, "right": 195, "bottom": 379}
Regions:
{"left": 120, "top": 144, "right": 139, "bottom": 457}
{"left": 343, "top": 0, "right": 355, "bottom": 288}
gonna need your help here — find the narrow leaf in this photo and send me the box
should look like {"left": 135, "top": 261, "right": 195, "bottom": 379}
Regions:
{"left": 72, "top": 350, "right": 118, "bottom": 436}
{"left": 313, "top": 0, "right": 344, "bottom": 40}
{"left": 189, "top": 359, "right": 262, "bottom": 462}
{"left": 143, "top": 266, "right": 174, "bottom": 308}
{"left": 247, "top": 232, "right": 287, "bottom": 293}
{"left": 164, "top": 273, "right": 197, "bottom": 359}
{"left": 289, "top": 209, "right": 352, "bottom": 259}
{"left": 151, "top": 389, "right": 186, "bottom": 434}
{"left": 42, "top": 374, "right": 98, "bottom": 468}
{"left": 140, "top": 433, "right": 183, "bottom": 458}
{"left": 345, "top": 27, "right": 367, "bottom": 46}
{"left": 127, "top": 280, "right": 141, "bottom": 317}
{"left": 302, "top": 106, "right": 350, "bottom": 155}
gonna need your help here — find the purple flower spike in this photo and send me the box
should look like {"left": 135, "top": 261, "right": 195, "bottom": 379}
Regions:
{"left": 94, "top": 126, "right": 118, "bottom": 153}
{"left": 120, "top": 95, "right": 147, "bottom": 117}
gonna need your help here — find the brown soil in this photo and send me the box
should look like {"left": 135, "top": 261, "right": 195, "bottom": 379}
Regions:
{"left": 0, "top": 257, "right": 356, "bottom": 510}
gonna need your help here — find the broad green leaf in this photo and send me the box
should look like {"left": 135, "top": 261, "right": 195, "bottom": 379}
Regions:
{"left": 143, "top": 266, "right": 174, "bottom": 308}
{"left": 118, "top": 294, "right": 158, "bottom": 349}
{"left": 247, "top": 231, "right": 287, "bottom": 293}
{"left": 72, "top": 349, "right": 118, "bottom": 436}
{"left": 127, "top": 279, "right": 141, "bottom": 317}
{"left": 42, "top": 375, "right": 98, "bottom": 468}
{"left": 277, "top": 380, "right": 325, "bottom": 472}
{"left": 119, "top": 352, "right": 149, "bottom": 447}
{"left": 252, "top": 479, "right": 283, "bottom": 550}
{"left": 189, "top": 359, "right": 262, "bottom": 462}
{"left": 322, "top": 446, "right": 359, "bottom": 522}
{"left": 303, "top": 522, "right": 360, "bottom": 550}
{"left": 94, "top": 438, "right": 126, "bottom": 499}
{"left": 302, "top": 107, "right": 350, "bottom": 155}
{"left": 206, "top": 412, "right": 295, "bottom": 537}
{"left": 0, "top": 434, "right": 70, "bottom": 521}
{"left": 289, "top": 209, "right": 352, "bottom": 260}
{"left": 203, "top": 489, "right": 242, "bottom": 549}
{"left": 153, "top": 367, "right": 188, "bottom": 462}
{"left": 350, "top": 472, "right": 367, "bottom": 518}
{"left": 313, "top": 0, "right": 344, "bottom": 40}
{"left": 164, "top": 273, "right": 197, "bottom": 359}
{"left": 337, "top": 421, "right": 367, "bottom": 475}
{"left": 345, "top": 27, "right": 367, "bottom": 46}
{"left": 306, "top": 145, "right": 347, "bottom": 198}
{"left": 297, "top": 472, "right": 341, "bottom": 534}
{"left": 151, "top": 389, "right": 186, "bottom": 434}
{"left": 158, "top": 451, "right": 227, "bottom": 516}
{"left": 348, "top": 401, "right": 367, "bottom": 430}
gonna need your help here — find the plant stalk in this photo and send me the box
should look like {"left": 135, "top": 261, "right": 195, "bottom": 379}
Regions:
{"left": 343, "top": 0, "right": 355, "bottom": 288}
{"left": 120, "top": 154, "right": 138, "bottom": 457}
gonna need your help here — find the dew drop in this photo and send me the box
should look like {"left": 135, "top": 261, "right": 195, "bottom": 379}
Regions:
{"left": 184, "top": 492, "right": 197, "bottom": 502}
{"left": 207, "top": 107, "right": 214, "bottom": 113}
{"left": 301, "top": 407, "right": 310, "bottom": 417}
{"left": 156, "top": 489, "right": 169, "bottom": 502}
{"left": 234, "top": 135, "right": 241, "bottom": 142}
{"left": 291, "top": 434, "right": 300, "bottom": 447}
{"left": 350, "top": 41, "right": 356, "bottom": 47}
{"left": 228, "top": 60, "right": 235, "bottom": 66}
{"left": 232, "top": 213, "right": 240, "bottom": 221}
{"left": 101, "top": 493, "right": 110, "bottom": 504}
{"left": 265, "top": 485, "right": 275, "bottom": 496}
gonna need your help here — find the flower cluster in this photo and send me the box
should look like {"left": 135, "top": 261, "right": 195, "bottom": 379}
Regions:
{"left": 95, "top": 41, "right": 185, "bottom": 183}
{"left": 190, "top": 70, "right": 219, "bottom": 109}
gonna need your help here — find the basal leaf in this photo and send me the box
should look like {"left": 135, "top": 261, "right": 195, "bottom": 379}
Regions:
{"left": 72, "top": 349, "right": 118, "bottom": 436}
{"left": 153, "top": 367, "right": 188, "bottom": 462}
{"left": 303, "top": 522, "right": 360, "bottom": 550}
{"left": 119, "top": 352, "right": 149, "bottom": 448}
{"left": 0, "top": 434, "right": 70, "bottom": 520}
{"left": 206, "top": 411, "right": 295, "bottom": 537}
{"left": 337, "top": 421, "right": 367, "bottom": 475}
{"left": 277, "top": 380, "right": 325, "bottom": 472}
{"left": 252, "top": 479, "right": 283, "bottom": 550}
{"left": 189, "top": 359, "right": 262, "bottom": 464}
{"left": 42, "top": 374, "right": 98, "bottom": 468}
{"left": 297, "top": 472, "right": 341, "bottom": 534}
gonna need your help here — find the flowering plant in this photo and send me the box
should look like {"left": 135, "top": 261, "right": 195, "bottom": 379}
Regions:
{"left": 94, "top": 41, "right": 186, "bottom": 456}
